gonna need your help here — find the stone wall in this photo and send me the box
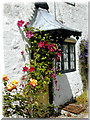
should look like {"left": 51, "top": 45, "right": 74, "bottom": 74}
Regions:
{"left": 48, "top": 2, "right": 88, "bottom": 37}
{"left": 49, "top": 2, "right": 88, "bottom": 104}
{"left": 3, "top": 2, "right": 88, "bottom": 102}
{"left": 3, "top": 3, "right": 34, "bottom": 80}
{"left": 48, "top": 2, "right": 88, "bottom": 70}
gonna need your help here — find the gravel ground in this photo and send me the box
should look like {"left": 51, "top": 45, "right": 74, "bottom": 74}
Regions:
{"left": 50, "top": 113, "right": 88, "bottom": 118}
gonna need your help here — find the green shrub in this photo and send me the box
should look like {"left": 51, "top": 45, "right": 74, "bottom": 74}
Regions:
{"left": 75, "top": 90, "right": 88, "bottom": 107}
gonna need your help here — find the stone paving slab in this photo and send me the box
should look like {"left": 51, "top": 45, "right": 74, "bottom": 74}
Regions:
{"left": 62, "top": 103, "right": 86, "bottom": 114}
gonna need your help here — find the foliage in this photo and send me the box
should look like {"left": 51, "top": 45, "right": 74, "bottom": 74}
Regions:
{"left": 75, "top": 90, "right": 88, "bottom": 107}
{"left": 3, "top": 20, "right": 62, "bottom": 118}
{"left": 79, "top": 39, "right": 88, "bottom": 90}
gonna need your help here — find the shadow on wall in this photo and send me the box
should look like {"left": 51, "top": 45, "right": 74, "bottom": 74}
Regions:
{"left": 18, "top": 27, "right": 31, "bottom": 61}
{"left": 54, "top": 74, "right": 73, "bottom": 106}
{"left": 18, "top": 27, "right": 29, "bottom": 44}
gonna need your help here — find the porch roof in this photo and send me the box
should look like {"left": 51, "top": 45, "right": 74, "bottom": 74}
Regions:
{"left": 27, "top": 2, "right": 81, "bottom": 42}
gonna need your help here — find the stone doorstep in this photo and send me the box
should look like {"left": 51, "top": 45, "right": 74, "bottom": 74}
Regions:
{"left": 60, "top": 109, "right": 88, "bottom": 118}
{"left": 61, "top": 109, "right": 77, "bottom": 117}
{"left": 61, "top": 104, "right": 86, "bottom": 116}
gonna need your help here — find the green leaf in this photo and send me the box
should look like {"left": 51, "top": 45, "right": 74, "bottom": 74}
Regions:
{"left": 59, "top": 73, "right": 61, "bottom": 77}
{"left": 45, "top": 76, "right": 50, "bottom": 81}
{"left": 46, "top": 53, "right": 49, "bottom": 56}
{"left": 36, "top": 28, "right": 40, "bottom": 31}
{"left": 53, "top": 93, "right": 56, "bottom": 96}
{"left": 43, "top": 90, "right": 47, "bottom": 94}
{"left": 25, "top": 63, "right": 29, "bottom": 66}
{"left": 28, "top": 104, "right": 31, "bottom": 108}
{"left": 41, "top": 57, "right": 47, "bottom": 60}
{"left": 25, "top": 48, "right": 27, "bottom": 52}
{"left": 43, "top": 81, "right": 46, "bottom": 85}
{"left": 25, "top": 91, "right": 28, "bottom": 95}
{"left": 29, "top": 27, "right": 34, "bottom": 30}
{"left": 36, "top": 54, "right": 40, "bottom": 58}
{"left": 37, "top": 76, "right": 40, "bottom": 80}
{"left": 34, "top": 40, "right": 37, "bottom": 43}
{"left": 41, "top": 57, "right": 45, "bottom": 60}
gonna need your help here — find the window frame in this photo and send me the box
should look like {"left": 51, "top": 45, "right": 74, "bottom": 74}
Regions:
{"left": 55, "top": 42, "right": 76, "bottom": 74}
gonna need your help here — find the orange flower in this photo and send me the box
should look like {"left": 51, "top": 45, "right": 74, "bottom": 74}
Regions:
{"left": 11, "top": 80, "right": 19, "bottom": 85}
{"left": 2, "top": 74, "right": 9, "bottom": 81}
{"left": 30, "top": 78, "right": 37, "bottom": 87}
{"left": 7, "top": 80, "right": 20, "bottom": 92}
{"left": 7, "top": 84, "right": 13, "bottom": 91}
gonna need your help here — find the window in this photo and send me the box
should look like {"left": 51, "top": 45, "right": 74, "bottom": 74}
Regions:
{"left": 55, "top": 38, "right": 76, "bottom": 73}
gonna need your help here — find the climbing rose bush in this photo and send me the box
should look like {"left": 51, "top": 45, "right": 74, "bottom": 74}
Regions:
{"left": 17, "top": 20, "right": 24, "bottom": 27}
{"left": 3, "top": 20, "right": 62, "bottom": 118}
{"left": 3, "top": 74, "right": 9, "bottom": 81}
{"left": 30, "top": 78, "right": 37, "bottom": 87}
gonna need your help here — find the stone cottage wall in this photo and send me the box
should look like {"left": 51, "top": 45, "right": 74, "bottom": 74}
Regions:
{"left": 48, "top": 2, "right": 88, "bottom": 70}
{"left": 48, "top": 2, "right": 88, "bottom": 104}
{"left": 3, "top": 2, "right": 88, "bottom": 103}
{"left": 3, "top": 3, "right": 34, "bottom": 81}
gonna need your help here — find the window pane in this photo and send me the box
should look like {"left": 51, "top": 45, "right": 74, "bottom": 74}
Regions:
{"left": 64, "top": 62, "right": 68, "bottom": 70}
{"left": 63, "top": 45, "right": 68, "bottom": 53}
{"left": 70, "top": 45, "right": 74, "bottom": 53}
{"left": 55, "top": 43, "right": 75, "bottom": 73}
{"left": 64, "top": 53, "right": 68, "bottom": 61}
{"left": 70, "top": 62, "right": 74, "bottom": 69}
{"left": 70, "top": 54, "right": 74, "bottom": 61}
{"left": 63, "top": 45, "right": 68, "bottom": 70}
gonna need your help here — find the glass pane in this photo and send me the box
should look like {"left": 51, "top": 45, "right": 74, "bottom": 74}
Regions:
{"left": 63, "top": 45, "right": 68, "bottom": 53}
{"left": 64, "top": 62, "right": 68, "bottom": 70}
{"left": 70, "top": 45, "right": 74, "bottom": 53}
{"left": 64, "top": 53, "right": 68, "bottom": 61}
{"left": 70, "top": 62, "right": 74, "bottom": 69}
{"left": 70, "top": 54, "right": 74, "bottom": 61}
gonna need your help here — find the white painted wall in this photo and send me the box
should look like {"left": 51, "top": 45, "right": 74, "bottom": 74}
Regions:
{"left": 3, "top": 3, "right": 34, "bottom": 81}
{"left": 3, "top": 2, "right": 88, "bottom": 104}
{"left": 50, "top": 2, "right": 88, "bottom": 104}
